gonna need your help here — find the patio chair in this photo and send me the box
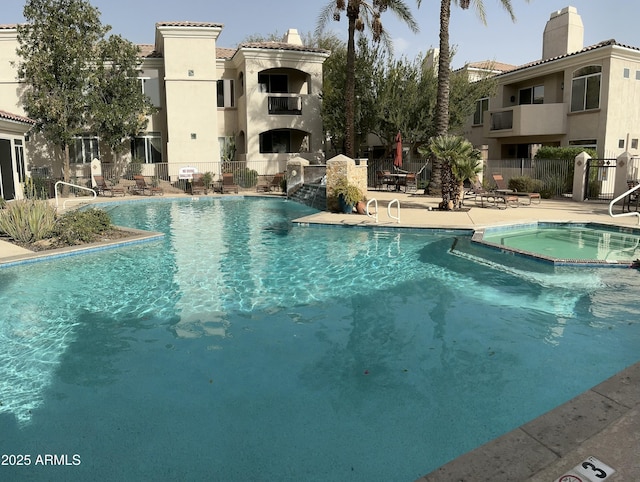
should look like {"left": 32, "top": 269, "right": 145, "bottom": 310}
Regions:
{"left": 492, "top": 173, "right": 541, "bottom": 205}
{"left": 94, "top": 175, "right": 125, "bottom": 197}
{"left": 375, "top": 170, "right": 393, "bottom": 191}
{"left": 270, "top": 172, "right": 285, "bottom": 192}
{"left": 133, "top": 175, "right": 164, "bottom": 196}
{"left": 221, "top": 173, "right": 239, "bottom": 194}
{"left": 189, "top": 173, "right": 206, "bottom": 195}
{"left": 402, "top": 172, "right": 417, "bottom": 193}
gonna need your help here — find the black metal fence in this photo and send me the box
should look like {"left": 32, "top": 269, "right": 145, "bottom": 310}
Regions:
{"left": 485, "top": 158, "right": 574, "bottom": 198}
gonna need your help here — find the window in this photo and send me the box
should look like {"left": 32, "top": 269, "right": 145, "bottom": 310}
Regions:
{"left": 519, "top": 85, "right": 544, "bottom": 105}
{"left": 619, "top": 139, "right": 625, "bottom": 149}
{"left": 217, "top": 79, "right": 235, "bottom": 107}
{"left": 259, "top": 130, "right": 290, "bottom": 153}
{"left": 69, "top": 135, "right": 99, "bottom": 164}
{"left": 258, "top": 73, "right": 288, "bottom": 93}
{"left": 632, "top": 139, "right": 638, "bottom": 149}
{"left": 624, "top": 68, "right": 630, "bottom": 78}
{"left": 14, "top": 139, "right": 25, "bottom": 183}
{"left": 131, "top": 132, "right": 162, "bottom": 163}
{"left": 571, "top": 66, "right": 601, "bottom": 112}
{"left": 139, "top": 70, "right": 161, "bottom": 107}
{"left": 473, "top": 98, "right": 489, "bottom": 125}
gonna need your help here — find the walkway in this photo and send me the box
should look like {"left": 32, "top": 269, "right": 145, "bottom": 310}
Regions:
{"left": 0, "top": 191, "right": 639, "bottom": 481}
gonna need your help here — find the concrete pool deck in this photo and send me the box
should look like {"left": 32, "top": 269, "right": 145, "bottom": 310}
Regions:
{"left": 1, "top": 191, "right": 639, "bottom": 481}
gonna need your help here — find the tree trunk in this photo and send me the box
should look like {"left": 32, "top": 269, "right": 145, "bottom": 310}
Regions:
{"left": 429, "top": 0, "right": 451, "bottom": 197}
{"left": 344, "top": 4, "right": 358, "bottom": 159}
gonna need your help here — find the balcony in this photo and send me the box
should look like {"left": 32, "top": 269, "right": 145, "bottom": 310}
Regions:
{"left": 268, "top": 94, "right": 302, "bottom": 115}
{"left": 487, "top": 103, "right": 567, "bottom": 138}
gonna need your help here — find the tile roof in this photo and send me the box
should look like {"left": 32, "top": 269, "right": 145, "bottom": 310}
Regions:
{"left": 501, "top": 39, "right": 640, "bottom": 76}
{"left": 156, "top": 21, "right": 223, "bottom": 29}
{"left": 465, "top": 60, "right": 517, "bottom": 73}
{"left": 0, "top": 110, "right": 35, "bottom": 124}
{"left": 237, "top": 41, "right": 330, "bottom": 55}
{"left": 137, "top": 44, "right": 162, "bottom": 58}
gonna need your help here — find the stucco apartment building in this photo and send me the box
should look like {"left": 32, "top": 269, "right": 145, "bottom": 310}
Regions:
{"left": 463, "top": 6, "right": 640, "bottom": 167}
{"left": 0, "top": 22, "right": 329, "bottom": 200}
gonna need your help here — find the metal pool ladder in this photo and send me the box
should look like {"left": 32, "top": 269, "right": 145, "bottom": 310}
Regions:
{"left": 608, "top": 183, "right": 640, "bottom": 225}
{"left": 365, "top": 198, "right": 401, "bottom": 223}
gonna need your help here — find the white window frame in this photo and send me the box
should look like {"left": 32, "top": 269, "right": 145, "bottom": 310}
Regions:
{"left": 69, "top": 135, "right": 99, "bottom": 164}
{"left": 571, "top": 66, "right": 602, "bottom": 112}
{"left": 217, "top": 79, "right": 235, "bottom": 108}
{"left": 132, "top": 132, "right": 162, "bottom": 164}
{"left": 473, "top": 97, "right": 489, "bottom": 125}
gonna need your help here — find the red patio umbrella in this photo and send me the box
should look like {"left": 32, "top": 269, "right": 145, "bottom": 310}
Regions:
{"left": 394, "top": 131, "right": 402, "bottom": 168}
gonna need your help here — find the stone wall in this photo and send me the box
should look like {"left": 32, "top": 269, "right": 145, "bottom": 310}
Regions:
{"left": 326, "top": 154, "right": 368, "bottom": 202}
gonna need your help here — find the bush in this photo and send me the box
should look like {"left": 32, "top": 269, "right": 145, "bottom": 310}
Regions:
{"left": 535, "top": 146, "right": 597, "bottom": 160}
{"left": 234, "top": 168, "right": 258, "bottom": 188}
{"left": 53, "top": 208, "right": 112, "bottom": 245}
{"left": 508, "top": 176, "right": 543, "bottom": 193}
{"left": 0, "top": 199, "right": 57, "bottom": 243}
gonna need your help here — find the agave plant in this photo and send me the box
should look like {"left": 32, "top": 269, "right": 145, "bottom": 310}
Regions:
{"left": 0, "top": 199, "right": 57, "bottom": 243}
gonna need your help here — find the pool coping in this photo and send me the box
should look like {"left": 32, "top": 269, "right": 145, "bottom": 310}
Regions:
{"left": 0, "top": 226, "right": 164, "bottom": 268}
{"left": 418, "top": 360, "right": 640, "bottom": 481}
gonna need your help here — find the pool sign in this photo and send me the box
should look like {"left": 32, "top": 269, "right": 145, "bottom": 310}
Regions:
{"left": 555, "top": 456, "right": 615, "bottom": 482}
{"left": 179, "top": 166, "right": 198, "bottom": 180}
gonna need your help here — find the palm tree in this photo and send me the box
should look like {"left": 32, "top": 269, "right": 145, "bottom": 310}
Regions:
{"left": 420, "top": 134, "right": 481, "bottom": 209}
{"left": 430, "top": 0, "right": 522, "bottom": 198}
{"left": 317, "top": 0, "right": 421, "bottom": 158}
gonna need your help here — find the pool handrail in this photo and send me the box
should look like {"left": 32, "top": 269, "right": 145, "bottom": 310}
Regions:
{"left": 366, "top": 198, "right": 378, "bottom": 223}
{"left": 608, "top": 183, "right": 640, "bottom": 225}
{"left": 55, "top": 181, "right": 97, "bottom": 209}
{"left": 388, "top": 198, "right": 400, "bottom": 223}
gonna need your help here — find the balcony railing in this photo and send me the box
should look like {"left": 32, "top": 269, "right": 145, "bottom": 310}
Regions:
{"left": 490, "top": 110, "right": 513, "bottom": 131}
{"left": 488, "top": 103, "right": 567, "bottom": 137}
{"left": 268, "top": 95, "right": 302, "bottom": 115}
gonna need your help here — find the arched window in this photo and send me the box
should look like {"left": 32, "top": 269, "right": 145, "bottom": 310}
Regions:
{"left": 571, "top": 65, "right": 601, "bottom": 112}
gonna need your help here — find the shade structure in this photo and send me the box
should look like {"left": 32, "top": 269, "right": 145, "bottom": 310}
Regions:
{"left": 394, "top": 131, "right": 402, "bottom": 168}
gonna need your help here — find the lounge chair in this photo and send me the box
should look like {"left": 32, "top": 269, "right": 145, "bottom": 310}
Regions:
{"left": 465, "top": 179, "right": 518, "bottom": 208}
{"left": 94, "top": 175, "right": 125, "bottom": 197}
{"left": 221, "top": 173, "right": 239, "bottom": 194}
{"left": 270, "top": 172, "right": 285, "bottom": 192}
{"left": 190, "top": 173, "right": 206, "bottom": 195}
{"left": 492, "top": 173, "right": 541, "bottom": 205}
{"left": 133, "top": 175, "right": 164, "bottom": 196}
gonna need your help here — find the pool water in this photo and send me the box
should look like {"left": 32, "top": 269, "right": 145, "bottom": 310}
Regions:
{"left": 1, "top": 198, "right": 640, "bottom": 481}
{"left": 481, "top": 223, "right": 640, "bottom": 263}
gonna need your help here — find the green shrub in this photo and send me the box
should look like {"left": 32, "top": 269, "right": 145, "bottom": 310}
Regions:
{"left": 508, "top": 176, "right": 543, "bottom": 193}
{"left": 0, "top": 199, "right": 57, "bottom": 243}
{"left": 535, "top": 146, "right": 597, "bottom": 160}
{"left": 53, "top": 208, "right": 112, "bottom": 245}
{"left": 234, "top": 168, "right": 258, "bottom": 188}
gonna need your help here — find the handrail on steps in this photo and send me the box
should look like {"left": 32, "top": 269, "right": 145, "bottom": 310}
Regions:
{"left": 366, "top": 198, "right": 378, "bottom": 223}
{"left": 55, "top": 181, "right": 97, "bottom": 209}
{"left": 608, "top": 183, "right": 640, "bottom": 225}
{"left": 388, "top": 198, "right": 400, "bottom": 223}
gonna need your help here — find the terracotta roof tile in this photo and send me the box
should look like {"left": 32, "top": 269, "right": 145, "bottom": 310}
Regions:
{"left": 136, "top": 44, "right": 162, "bottom": 58}
{"left": 156, "top": 21, "right": 223, "bottom": 29}
{"left": 502, "top": 39, "right": 639, "bottom": 75}
{"left": 238, "top": 41, "right": 330, "bottom": 55}
{"left": 0, "top": 110, "right": 35, "bottom": 124}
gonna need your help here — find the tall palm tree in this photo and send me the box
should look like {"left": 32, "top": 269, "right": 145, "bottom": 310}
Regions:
{"left": 430, "top": 0, "right": 521, "bottom": 198}
{"left": 317, "top": 0, "right": 421, "bottom": 158}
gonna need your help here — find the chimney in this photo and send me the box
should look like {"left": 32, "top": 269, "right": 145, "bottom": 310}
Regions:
{"left": 542, "top": 6, "right": 584, "bottom": 60}
{"left": 283, "top": 28, "right": 302, "bottom": 46}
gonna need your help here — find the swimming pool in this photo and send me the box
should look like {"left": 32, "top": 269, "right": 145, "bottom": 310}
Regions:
{"left": 1, "top": 197, "right": 639, "bottom": 481}
{"left": 478, "top": 222, "right": 640, "bottom": 266}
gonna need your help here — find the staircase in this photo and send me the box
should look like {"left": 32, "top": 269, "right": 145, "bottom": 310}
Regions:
{"left": 288, "top": 183, "right": 326, "bottom": 211}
